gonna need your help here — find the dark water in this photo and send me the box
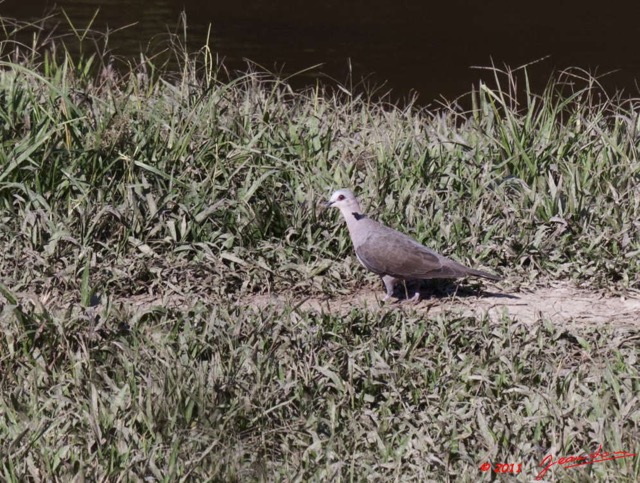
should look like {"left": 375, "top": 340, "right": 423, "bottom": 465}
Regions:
{"left": 2, "top": 0, "right": 640, "bottom": 104}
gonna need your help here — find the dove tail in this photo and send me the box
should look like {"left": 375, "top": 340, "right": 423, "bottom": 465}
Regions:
{"left": 467, "top": 267, "right": 501, "bottom": 281}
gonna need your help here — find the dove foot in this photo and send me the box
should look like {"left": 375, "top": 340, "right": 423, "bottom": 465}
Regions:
{"left": 381, "top": 275, "right": 398, "bottom": 301}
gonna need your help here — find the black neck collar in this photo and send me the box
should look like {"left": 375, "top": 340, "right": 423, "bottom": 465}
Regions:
{"left": 351, "top": 212, "right": 366, "bottom": 221}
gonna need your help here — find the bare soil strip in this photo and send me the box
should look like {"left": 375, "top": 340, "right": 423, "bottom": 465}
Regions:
{"left": 4, "top": 282, "right": 639, "bottom": 329}
{"left": 248, "top": 282, "right": 640, "bottom": 328}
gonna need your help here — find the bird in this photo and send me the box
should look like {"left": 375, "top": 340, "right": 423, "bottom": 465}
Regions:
{"left": 325, "top": 188, "right": 500, "bottom": 301}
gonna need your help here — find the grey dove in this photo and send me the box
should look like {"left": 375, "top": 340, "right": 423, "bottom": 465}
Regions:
{"left": 326, "top": 189, "right": 500, "bottom": 301}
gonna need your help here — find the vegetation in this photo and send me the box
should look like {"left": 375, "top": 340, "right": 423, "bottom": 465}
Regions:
{"left": 0, "top": 15, "right": 638, "bottom": 482}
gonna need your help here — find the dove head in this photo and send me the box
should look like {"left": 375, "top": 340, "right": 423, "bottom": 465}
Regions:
{"left": 326, "top": 189, "right": 364, "bottom": 220}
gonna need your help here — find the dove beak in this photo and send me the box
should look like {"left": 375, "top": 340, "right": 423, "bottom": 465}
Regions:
{"left": 319, "top": 200, "right": 334, "bottom": 213}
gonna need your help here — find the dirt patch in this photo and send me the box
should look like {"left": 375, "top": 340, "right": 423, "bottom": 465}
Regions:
{"left": 248, "top": 282, "right": 640, "bottom": 328}
{"left": 3, "top": 281, "right": 639, "bottom": 329}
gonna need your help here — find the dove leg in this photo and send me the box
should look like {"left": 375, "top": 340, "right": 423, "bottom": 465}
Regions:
{"left": 381, "top": 275, "right": 398, "bottom": 301}
{"left": 402, "top": 280, "right": 420, "bottom": 303}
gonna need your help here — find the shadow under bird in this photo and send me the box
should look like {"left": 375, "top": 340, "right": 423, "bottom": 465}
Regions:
{"left": 326, "top": 189, "right": 500, "bottom": 301}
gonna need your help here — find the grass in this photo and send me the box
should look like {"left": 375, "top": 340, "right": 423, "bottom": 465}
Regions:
{"left": 0, "top": 13, "right": 639, "bottom": 482}
{"left": 1, "top": 302, "right": 638, "bottom": 481}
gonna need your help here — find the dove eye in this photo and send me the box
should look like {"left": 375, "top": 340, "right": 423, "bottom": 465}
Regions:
{"left": 337, "top": 194, "right": 345, "bottom": 201}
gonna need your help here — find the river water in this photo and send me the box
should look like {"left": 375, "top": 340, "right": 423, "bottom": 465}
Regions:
{"left": 2, "top": 0, "right": 640, "bottom": 104}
